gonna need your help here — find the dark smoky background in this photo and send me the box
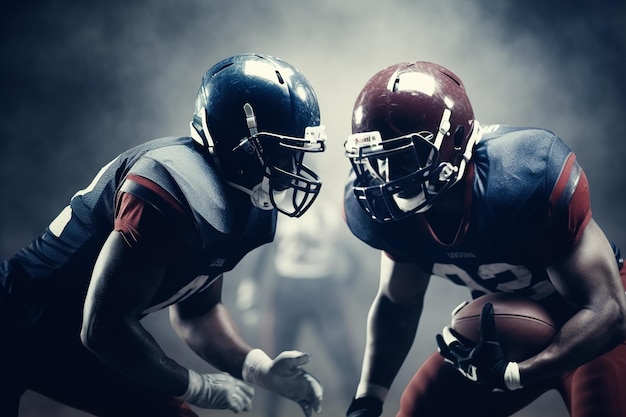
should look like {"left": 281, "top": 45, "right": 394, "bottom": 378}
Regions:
{"left": 1, "top": 1, "right": 624, "bottom": 416}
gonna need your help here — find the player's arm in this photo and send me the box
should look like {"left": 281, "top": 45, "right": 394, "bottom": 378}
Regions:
{"left": 81, "top": 179, "right": 253, "bottom": 412}
{"left": 519, "top": 149, "right": 626, "bottom": 385}
{"left": 171, "top": 264, "right": 323, "bottom": 417}
{"left": 170, "top": 275, "right": 252, "bottom": 378}
{"left": 81, "top": 229, "right": 189, "bottom": 395}
{"left": 520, "top": 218, "right": 626, "bottom": 386}
{"left": 438, "top": 148, "right": 626, "bottom": 392}
{"left": 348, "top": 252, "right": 430, "bottom": 416}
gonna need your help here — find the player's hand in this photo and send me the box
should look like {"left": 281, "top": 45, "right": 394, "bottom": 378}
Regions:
{"left": 243, "top": 349, "right": 323, "bottom": 416}
{"left": 435, "top": 303, "right": 523, "bottom": 391}
{"left": 346, "top": 396, "right": 383, "bottom": 417}
{"left": 178, "top": 370, "right": 254, "bottom": 412}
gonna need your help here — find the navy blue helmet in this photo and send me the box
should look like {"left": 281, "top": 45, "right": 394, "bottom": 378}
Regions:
{"left": 191, "top": 53, "right": 326, "bottom": 217}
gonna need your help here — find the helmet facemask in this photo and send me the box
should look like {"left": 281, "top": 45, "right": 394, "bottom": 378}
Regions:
{"left": 345, "top": 121, "right": 480, "bottom": 222}
{"left": 190, "top": 54, "right": 326, "bottom": 217}
{"left": 346, "top": 61, "right": 480, "bottom": 223}
{"left": 191, "top": 104, "right": 326, "bottom": 217}
{"left": 246, "top": 129, "right": 325, "bottom": 216}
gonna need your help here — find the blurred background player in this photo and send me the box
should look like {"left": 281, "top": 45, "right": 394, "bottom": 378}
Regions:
{"left": 237, "top": 195, "right": 361, "bottom": 417}
{"left": 341, "top": 61, "right": 626, "bottom": 417}
{"left": 0, "top": 53, "right": 326, "bottom": 417}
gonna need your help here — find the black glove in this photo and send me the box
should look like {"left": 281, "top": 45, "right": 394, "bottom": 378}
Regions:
{"left": 346, "top": 396, "right": 383, "bottom": 417}
{"left": 436, "top": 303, "right": 522, "bottom": 391}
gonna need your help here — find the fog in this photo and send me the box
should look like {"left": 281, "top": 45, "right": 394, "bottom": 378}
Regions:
{"left": 2, "top": 1, "right": 624, "bottom": 416}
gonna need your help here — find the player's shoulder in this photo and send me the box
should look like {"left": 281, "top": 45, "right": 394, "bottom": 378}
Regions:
{"left": 117, "top": 136, "right": 192, "bottom": 160}
{"left": 123, "top": 136, "right": 233, "bottom": 235}
{"left": 475, "top": 124, "right": 573, "bottom": 180}
{"left": 472, "top": 124, "right": 579, "bottom": 222}
{"left": 128, "top": 136, "right": 219, "bottom": 183}
{"left": 478, "top": 124, "right": 566, "bottom": 157}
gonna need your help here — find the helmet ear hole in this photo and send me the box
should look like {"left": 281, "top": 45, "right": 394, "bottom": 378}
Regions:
{"left": 453, "top": 126, "right": 465, "bottom": 150}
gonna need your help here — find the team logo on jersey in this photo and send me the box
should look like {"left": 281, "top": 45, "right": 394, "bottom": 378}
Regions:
{"left": 446, "top": 252, "right": 476, "bottom": 259}
{"left": 210, "top": 258, "right": 226, "bottom": 267}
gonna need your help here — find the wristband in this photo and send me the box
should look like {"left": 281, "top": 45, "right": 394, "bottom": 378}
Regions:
{"left": 347, "top": 395, "right": 383, "bottom": 416}
{"left": 242, "top": 348, "right": 272, "bottom": 387}
{"left": 177, "top": 369, "right": 203, "bottom": 402}
{"left": 503, "top": 362, "right": 523, "bottom": 391}
{"left": 355, "top": 382, "right": 389, "bottom": 402}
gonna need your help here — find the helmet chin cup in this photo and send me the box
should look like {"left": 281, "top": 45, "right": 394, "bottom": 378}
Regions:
{"left": 250, "top": 177, "right": 286, "bottom": 211}
{"left": 392, "top": 192, "right": 427, "bottom": 213}
{"left": 438, "top": 162, "right": 457, "bottom": 181}
{"left": 250, "top": 179, "right": 273, "bottom": 210}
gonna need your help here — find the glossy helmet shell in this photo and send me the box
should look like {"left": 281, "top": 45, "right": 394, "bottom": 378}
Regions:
{"left": 191, "top": 53, "right": 324, "bottom": 216}
{"left": 347, "top": 61, "right": 477, "bottom": 222}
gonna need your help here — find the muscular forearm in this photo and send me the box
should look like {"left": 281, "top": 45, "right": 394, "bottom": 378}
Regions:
{"left": 81, "top": 316, "right": 188, "bottom": 396}
{"left": 82, "top": 231, "right": 189, "bottom": 396}
{"left": 522, "top": 220, "right": 626, "bottom": 386}
{"left": 359, "top": 295, "right": 422, "bottom": 394}
{"left": 520, "top": 298, "right": 625, "bottom": 386}
{"left": 171, "top": 303, "right": 252, "bottom": 378}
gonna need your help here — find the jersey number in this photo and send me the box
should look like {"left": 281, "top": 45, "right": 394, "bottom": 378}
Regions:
{"left": 432, "top": 262, "right": 555, "bottom": 299}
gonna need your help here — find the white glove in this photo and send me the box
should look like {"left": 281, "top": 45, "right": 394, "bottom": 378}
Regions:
{"left": 177, "top": 369, "right": 255, "bottom": 413}
{"left": 242, "top": 349, "right": 323, "bottom": 416}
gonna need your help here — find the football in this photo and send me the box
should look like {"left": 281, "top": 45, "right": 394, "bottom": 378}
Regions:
{"left": 451, "top": 293, "right": 557, "bottom": 362}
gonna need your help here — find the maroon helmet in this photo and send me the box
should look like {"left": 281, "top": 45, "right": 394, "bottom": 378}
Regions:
{"left": 344, "top": 61, "right": 481, "bottom": 222}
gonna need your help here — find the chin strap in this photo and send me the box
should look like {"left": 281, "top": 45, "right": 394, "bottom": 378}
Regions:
{"left": 226, "top": 176, "right": 286, "bottom": 211}
{"left": 454, "top": 120, "right": 482, "bottom": 183}
{"left": 224, "top": 179, "right": 271, "bottom": 210}
{"left": 248, "top": 176, "right": 273, "bottom": 210}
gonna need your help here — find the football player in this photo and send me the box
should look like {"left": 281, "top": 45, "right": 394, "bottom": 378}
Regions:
{"left": 342, "top": 61, "right": 626, "bottom": 417}
{"left": 0, "top": 53, "right": 326, "bottom": 417}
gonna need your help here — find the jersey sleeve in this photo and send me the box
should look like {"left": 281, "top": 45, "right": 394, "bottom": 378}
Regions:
{"left": 114, "top": 174, "right": 199, "bottom": 258}
{"left": 534, "top": 144, "right": 592, "bottom": 265}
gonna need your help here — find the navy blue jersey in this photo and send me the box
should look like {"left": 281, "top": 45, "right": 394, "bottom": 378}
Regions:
{"left": 2, "top": 136, "right": 276, "bottom": 313}
{"left": 344, "top": 126, "right": 592, "bottom": 302}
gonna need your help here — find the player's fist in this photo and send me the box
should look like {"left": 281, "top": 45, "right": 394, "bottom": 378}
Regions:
{"left": 346, "top": 396, "right": 383, "bottom": 417}
{"left": 178, "top": 369, "right": 254, "bottom": 412}
{"left": 242, "top": 349, "right": 323, "bottom": 416}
